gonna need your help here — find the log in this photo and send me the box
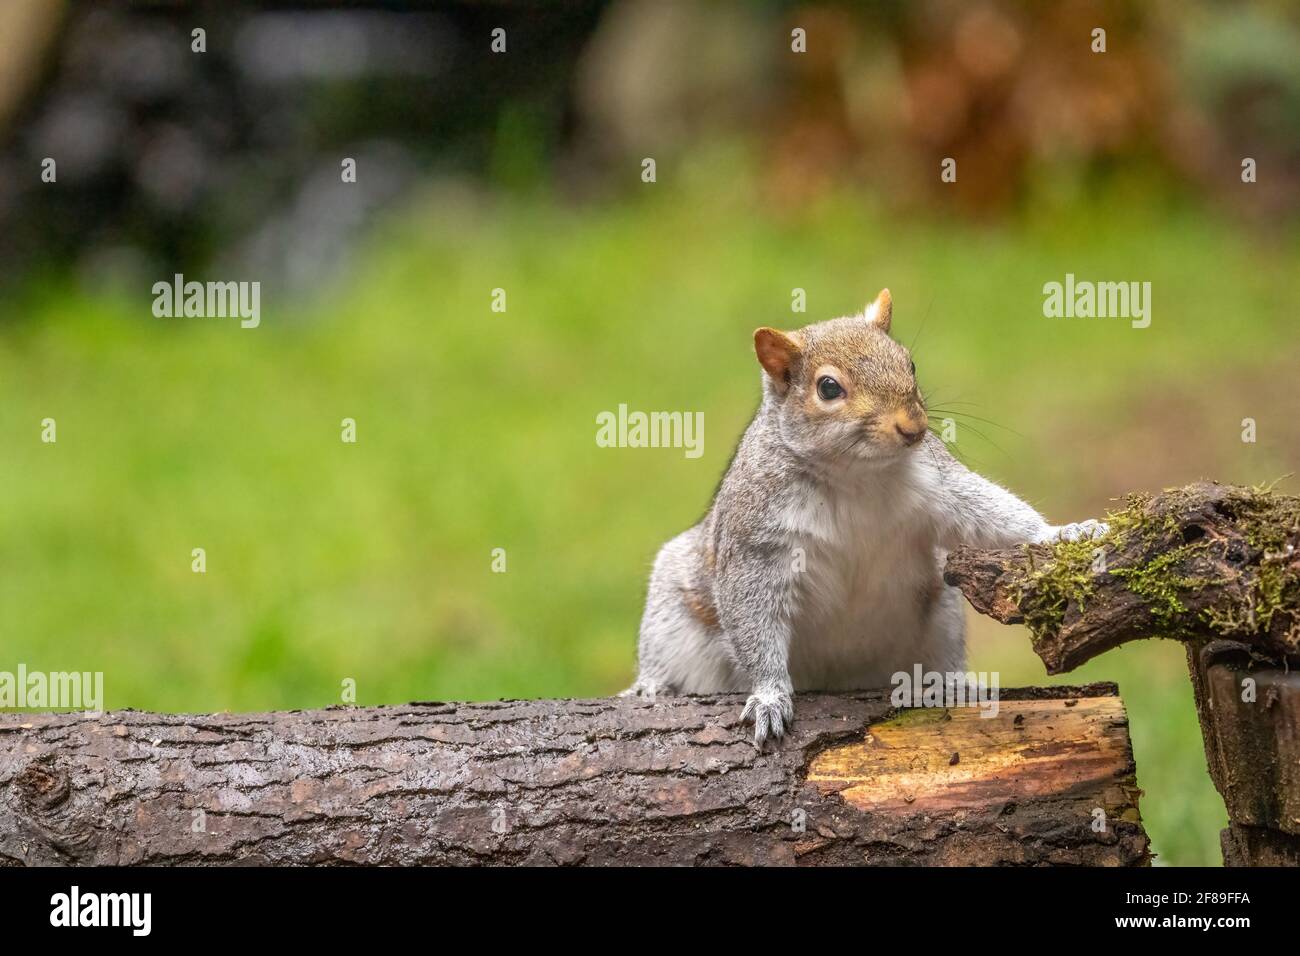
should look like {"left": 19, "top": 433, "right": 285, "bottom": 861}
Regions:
{"left": 0, "top": 684, "right": 1148, "bottom": 866}
{"left": 1221, "top": 823, "right": 1300, "bottom": 867}
{"left": 1186, "top": 641, "right": 1300, "bottom": 845}
{"left": 944, "top": 481, "right": 1300, "bottom": 674}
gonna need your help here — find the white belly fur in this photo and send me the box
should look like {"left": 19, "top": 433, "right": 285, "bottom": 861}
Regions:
{"left": 777, "top": 460, "right": 963, "bottom": 690}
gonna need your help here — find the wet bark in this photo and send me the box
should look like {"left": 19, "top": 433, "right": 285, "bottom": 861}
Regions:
{"left": 1186, "top": 642, "right": 1300, "bottom": 862}
{"left": 0, "top": 684, "right": 1147, "bottom": 866}
{"left": 1220, "top": 823, "right": 1300, "bottom": 867}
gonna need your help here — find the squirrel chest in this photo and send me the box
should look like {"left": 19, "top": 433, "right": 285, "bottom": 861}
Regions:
{"left": 773, "top": 460, "right": 951, "bottom": 687}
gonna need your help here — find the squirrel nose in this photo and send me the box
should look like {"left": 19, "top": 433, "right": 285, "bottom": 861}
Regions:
{"left": 895, "top": 415, "right": 927, "bottom": 446}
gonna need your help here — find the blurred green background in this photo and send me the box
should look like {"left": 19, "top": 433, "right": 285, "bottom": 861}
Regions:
{"left": 2, "top": 1, "right": 1299, "bottom": 866}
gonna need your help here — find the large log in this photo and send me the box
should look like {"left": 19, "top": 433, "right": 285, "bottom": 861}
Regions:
{"left": 0, "top": 684, "right": 1148, "bottom": 866}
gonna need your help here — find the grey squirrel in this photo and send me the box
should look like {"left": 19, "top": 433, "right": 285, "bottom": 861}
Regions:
{"left": 625, "top": 289, "right": 1106, "bottom": 747}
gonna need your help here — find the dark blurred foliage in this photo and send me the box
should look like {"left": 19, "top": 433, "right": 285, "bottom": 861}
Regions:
{"left": 0, "top": 0, "right": 606, "bottom": 290}
{"left": 0, "top": 0, "right": 1296, "bottom": 291}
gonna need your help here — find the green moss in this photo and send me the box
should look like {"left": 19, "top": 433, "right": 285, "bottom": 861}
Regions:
{"left": 1014, "top": 534, "right": 1104, "bottom": 639}
{"left": 1208, "top": 482, "right": 1300, "bottom": 639}
{"left": 878, "top": 706, "right": 951, "bottom": 727}
{"left": 1011, "top": 491, "right": 1169, "bottom": 639}
{"left": 1012, "top": 483, "right": 1300, "bottom": 645}
{"left": 1108, "top": 544, "right": 1213, "bottom": 637}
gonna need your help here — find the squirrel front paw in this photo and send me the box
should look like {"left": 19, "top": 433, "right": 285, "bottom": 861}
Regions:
{"left": 1042, "top": 519, "right": 1109, "bottom": 544}
{"left": 740, "top": 688, "right": 794, "bottom": 750}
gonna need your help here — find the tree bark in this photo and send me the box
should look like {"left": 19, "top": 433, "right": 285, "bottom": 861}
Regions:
{"left": 0, "top": 684, "right": 1148, "bottom": 866}
{"left": 1220, "top": 823, "right": 1300, "bottom": 867}
{"left": 1185, "top": 642, "right": 1300, "bottom": 851}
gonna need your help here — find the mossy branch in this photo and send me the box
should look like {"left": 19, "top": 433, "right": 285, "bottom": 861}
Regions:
{"left": 944, "top": 481, "right": 1300, "bottom": 674}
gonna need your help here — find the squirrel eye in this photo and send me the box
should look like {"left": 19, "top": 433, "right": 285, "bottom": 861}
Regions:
{"left": 816, "top": 376, "right": 844, "bottom": 401}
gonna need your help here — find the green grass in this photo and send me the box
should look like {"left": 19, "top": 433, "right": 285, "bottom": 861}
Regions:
{"left": 2, "top": 157, "right": 1297, "bottom": 865}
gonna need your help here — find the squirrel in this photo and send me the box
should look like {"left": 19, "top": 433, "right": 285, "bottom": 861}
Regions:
{"left": 625, "top": 289, "right": 1106, "bottom": 747}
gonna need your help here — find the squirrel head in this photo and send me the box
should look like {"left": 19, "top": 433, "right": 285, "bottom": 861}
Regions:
{"left": 753, "top": 289, "right": 928, "bottom": 464}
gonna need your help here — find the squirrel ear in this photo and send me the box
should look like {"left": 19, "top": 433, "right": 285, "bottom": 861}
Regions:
{"left": 754, "top": 327, "right": 802, "bottom": 389}
{"left": 864, "top": 288, "right": 892, "bottom": 333}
